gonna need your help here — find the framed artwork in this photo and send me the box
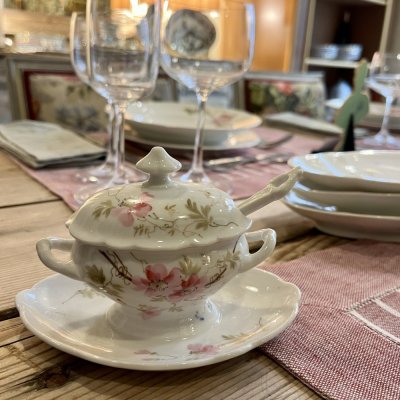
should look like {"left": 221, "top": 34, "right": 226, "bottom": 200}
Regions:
{"left": 5, "top": 53, "right": 107, "bottom": 132}
{"left": 5, "top": 54, "right": 180, "bottom": 132}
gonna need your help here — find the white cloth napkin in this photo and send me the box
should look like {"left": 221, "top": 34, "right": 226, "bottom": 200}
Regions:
{"left": 265, "top": 112, "right": 343, "bottom": 135}
{"left": 0, "top": 120, "right": 105, "bottom": 168}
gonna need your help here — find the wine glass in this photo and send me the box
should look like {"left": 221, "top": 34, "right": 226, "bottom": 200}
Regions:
{"left": 160, "top": 0, "right": 255, "bottom": 191}
{"left": 364, "top": 52, "right": 400, "bottom": 148}
{"left": 70, "top": 11, "right": 115, "bottom": 183}
{"left": 74, "top": 0, "right": 161, "bottom": 204}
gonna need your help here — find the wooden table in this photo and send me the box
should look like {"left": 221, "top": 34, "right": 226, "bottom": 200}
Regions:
{"left": 0, "top": 150, "right": 348, "bottom": 400}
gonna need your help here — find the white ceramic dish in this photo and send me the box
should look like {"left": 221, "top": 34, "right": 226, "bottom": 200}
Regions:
{"left": 284, "top": 191, "right": 400, "bottom": 242}
{"left": 293, "top": 181, "right": 400, "bottom": 217}
{"left": 16, "top": 269, "right": 300, "bottom": 371}
{"left": 288, "top": 150, "right": 400, "bottom": 193}
{"left": 126, "top": 101, "right": 262, "bottom": 145}
{"left": 126, "top": 128, "right": 261, "bottom": 152}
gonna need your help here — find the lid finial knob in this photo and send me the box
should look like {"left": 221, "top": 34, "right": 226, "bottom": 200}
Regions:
{"left": 136, "top": 147, "right": 181, "bottom": 187}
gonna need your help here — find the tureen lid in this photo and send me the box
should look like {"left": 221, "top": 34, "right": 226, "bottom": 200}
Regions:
{"left": 66, "top": 147, "right": 252, "bottom": 250}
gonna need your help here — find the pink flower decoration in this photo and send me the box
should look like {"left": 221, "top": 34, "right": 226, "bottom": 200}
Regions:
{"left": 141, "top": 307, "right": 161, "bottom": 320}
{"left": 169, "top": 274, "right": 208, "bottom": 302}
{"left": 140, "top": 191, "right": 154, "bottom": 202}
{"left": 131, "top": 264, "right": 182, "bottom": 297}
{"left": 111, "top": 207, "right": 134, "bottom": 227}
{"left": 212, "top": 113, "right": 234, "bottom": 127}
{"left": 188, "top": 344, "right": 218, "bottom": 355}
{"left": 132, "top": 202, "right": 152, "bottom": 218}
{"left": 135, "top": 349, "right": 156, "bottom": 355}
{"left": 275, "top": 82, "right": 293, "bottom": 95}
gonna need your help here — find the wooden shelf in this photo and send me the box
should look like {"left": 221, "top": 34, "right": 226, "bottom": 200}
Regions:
{"left": 304, "top": 57, "right": 361, "bottom": 69}
{"left": 321, "top": 0, "right": 386, "bottom": 5}
{"left": 2, "top": 9, "right": 69, "bottom": 36}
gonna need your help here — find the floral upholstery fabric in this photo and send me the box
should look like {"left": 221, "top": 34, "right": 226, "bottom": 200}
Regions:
{"left": 28, "top": 73, "right": 107, "bottom": 132}
{"left": 244, "top": 77, "right": 326, "bottom": 119}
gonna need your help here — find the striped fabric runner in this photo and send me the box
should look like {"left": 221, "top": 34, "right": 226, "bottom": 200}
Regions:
{"left": 16, "top": 127, "right": 322, "bottom": 210}
{"left": 259, "top": 240, "right": 400, "bottom": 400}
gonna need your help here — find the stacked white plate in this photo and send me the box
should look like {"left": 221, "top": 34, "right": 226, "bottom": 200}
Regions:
{"left": 285, "top": 150, "right": 400, "bottom": 242}
{"left": 125, "top": 101, "right": 263, "bottom": 152}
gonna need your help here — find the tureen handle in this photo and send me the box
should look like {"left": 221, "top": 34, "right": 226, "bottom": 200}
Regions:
{"left": 240, "top": 228, "right": 276, "bottom": 273}
{"left": 36, "top": 237, "right": 82, "bottom": 281}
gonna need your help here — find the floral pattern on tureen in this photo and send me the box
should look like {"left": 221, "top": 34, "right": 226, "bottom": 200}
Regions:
{"left": 66, "top": 147, "right": 252, "bottom": 250}
{"left": 82, "top": 245, "right": 241, "bottom": 319}
{"left": 91, "top": 188, "right": 240, "bottom": 240}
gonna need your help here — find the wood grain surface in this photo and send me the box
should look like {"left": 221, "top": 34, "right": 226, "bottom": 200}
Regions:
{"left": 0, "top": 150, "right": 349, "bottom": 399}
{"left": 0, "top": 154, "right": 58, "bottom": 208}
{"left": 0, "top": 319, "right": 320, "bottom": 400}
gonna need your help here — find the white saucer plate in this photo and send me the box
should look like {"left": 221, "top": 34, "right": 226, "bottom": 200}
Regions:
{"left": 126, "top": 101, "right": 262, "bottom": 145}
{"left": 126, "top": 129, "right": 261, "bottom": 152}
{"left": 16, "top": 269, "right": 300, "bottom": 371}
{"left": 293, "top": 181, "right": 400, "bottom": 217}
{"left": 284, "top": 191, "right": 400, "bottom": 242}
{"left": 288, "top": 150, "right": 400, "bottom": 193}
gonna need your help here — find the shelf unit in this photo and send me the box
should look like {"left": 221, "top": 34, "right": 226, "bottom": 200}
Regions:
{"left": 301, "top": 0, "right": 394, "bottom": 96}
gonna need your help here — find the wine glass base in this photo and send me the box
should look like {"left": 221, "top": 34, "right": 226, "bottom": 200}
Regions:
{"left": 75, "top": 163, "right": 114, "bottom": 184}
{"left": 178, "top": 170, "right": 232, "bottom": 194}
{"left": 361, "top": 132, "right": 400, "bottom": 149}
{"left": 75, "top": 164, "right": 146, "bottom": 185}
{"left": 73, "top": 166, "right": 148, "bottom": 206}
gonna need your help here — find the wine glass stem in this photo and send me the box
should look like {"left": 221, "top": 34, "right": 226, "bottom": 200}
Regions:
{"left": 380, "top": 95, "right": 393, "bottom": 140}
{"left": 104, "top": 101, "right": 117, "bottom": 166}
{"left": 111, "top": 103, "right": 127, "bottom": 182}
{"left": 190, "top": 93, "right": 208, "bottom": 178}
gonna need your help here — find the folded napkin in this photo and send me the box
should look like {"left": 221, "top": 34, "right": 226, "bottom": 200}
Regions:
{"left": 259, "top": 240, "right": 400, "bottom": 400}
{"left": 0, "top": 120, "right": 105, "bottom": 168}
{"left": 265, "top": 112, "right": 343, "bottom": 136}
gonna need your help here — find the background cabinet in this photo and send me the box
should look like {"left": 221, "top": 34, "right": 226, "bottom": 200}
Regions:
{"left": 300, "top": 0, "right": 394, "bottom": 97}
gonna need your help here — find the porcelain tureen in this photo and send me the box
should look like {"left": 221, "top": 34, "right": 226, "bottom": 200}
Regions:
{"left": 36, "top": 147, "right": 301, "bottom": 339}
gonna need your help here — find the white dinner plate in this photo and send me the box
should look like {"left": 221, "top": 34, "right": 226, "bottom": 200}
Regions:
{"left": 126, "top": 101, "right": 262, "bottom": 145}
{"left": 126, "top": 128, "right": 261, "bottom": 152}
{"left": 284, "top": 191, "right": 400, "bottom": 242}
{"left": 293, "top": 181, "right": 400, "bottom": 217}
{"left": 16, "top": 269, "right": 300, "bottom": 371}
{"left": 288, "top": 150, "right": 400, "bottom": 193}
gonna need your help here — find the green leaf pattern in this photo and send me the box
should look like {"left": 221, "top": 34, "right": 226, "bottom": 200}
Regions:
{"left": 91, "top": 195, "right": 238, "bottom": 239}
{"left": 93, "top": 200, "right": 113, "bottom": 219}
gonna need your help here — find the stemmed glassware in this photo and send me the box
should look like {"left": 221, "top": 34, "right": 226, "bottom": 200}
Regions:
{"left": 160, "top": 0, "right": 255, "bottom": 191}
{"left": 70, "top": 11, "right": 115, "bottom": 183}
{"left": 364, "top": 52, "right": 400, "bottom": 148}
{"left": 74, "top": 0, "right": 161, "bottom": 204}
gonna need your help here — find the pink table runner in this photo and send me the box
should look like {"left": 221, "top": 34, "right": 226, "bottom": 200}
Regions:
{"left": 17, "top": 128, "right": 322, "bottom": 210}
{"left": 259, "top": 240, "right": 400, "bottom": 400}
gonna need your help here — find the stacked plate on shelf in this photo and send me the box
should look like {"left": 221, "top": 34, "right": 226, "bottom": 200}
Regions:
{"left": 285, "top": 150, "right": 400, "bottom": 242}
{"left": 125, "top": 101, "right": 263, "bottom": 152}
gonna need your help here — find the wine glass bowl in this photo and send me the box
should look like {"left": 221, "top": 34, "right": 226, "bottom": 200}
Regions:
{"left": 73, "top": 0, "right": 161, "bottom": 204}
{"left": 364, "top": 52, "right": 400, "bottom": 148}
{"left": 89, "top": 9, "right": 159, "bottom": 104}
{"left": 160, "top": 0, "right": 255, "bottom": 190}
{"left": 70, "top": 12, "right": 115, "bottom": 184}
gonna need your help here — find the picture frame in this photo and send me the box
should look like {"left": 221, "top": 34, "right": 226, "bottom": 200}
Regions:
{"left": 5, "top": 53, "right": 75, "bottom": 120}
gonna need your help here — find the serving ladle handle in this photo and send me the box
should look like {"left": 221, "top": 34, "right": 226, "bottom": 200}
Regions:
{"left": 238, "top": 167, "right": 302, "bottom": 216}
